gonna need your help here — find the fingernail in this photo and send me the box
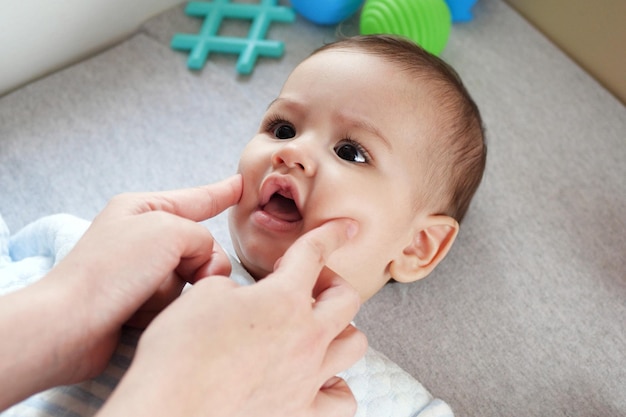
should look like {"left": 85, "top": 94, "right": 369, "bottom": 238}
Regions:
{"left": 321, "top": 376, "right": 343, "bottom": 389}
{"left": 273, "top": 256, "right": 283, "bottom": 271}
{"left": 345, "top": 220, "right": 358, "bottom": 240}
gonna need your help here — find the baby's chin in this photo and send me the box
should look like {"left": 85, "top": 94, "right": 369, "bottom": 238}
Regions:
{"left": 234, "top": 249, "right": 276, "bottom": 281}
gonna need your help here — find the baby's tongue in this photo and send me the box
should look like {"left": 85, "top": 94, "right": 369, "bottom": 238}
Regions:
{"left": 264, "top": 194, "right": 302, "bottom": 222}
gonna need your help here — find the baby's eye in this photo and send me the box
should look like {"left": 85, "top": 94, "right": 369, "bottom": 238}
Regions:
{"left": 334, "top": 139, "right": 369, "bottom": 164}
{"left": 273, "top": 123, "right": 296, "bottom": 140}
{"left": 263, "top": 115, "right": 296, "bottom": 140}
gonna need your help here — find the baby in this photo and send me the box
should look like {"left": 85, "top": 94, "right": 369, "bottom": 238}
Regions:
{"left": 0, "top": 35, "right": 485, "bottom": 417}
{"left": 229, "top": 34, "right": 486, "bottom": 301}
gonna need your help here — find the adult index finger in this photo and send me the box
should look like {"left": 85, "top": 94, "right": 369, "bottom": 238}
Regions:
{"left": 112, "top": 175, "right": 243, "bottom": 221}
{"left": 272, "top": 218, "right": 358, "bottom": 292}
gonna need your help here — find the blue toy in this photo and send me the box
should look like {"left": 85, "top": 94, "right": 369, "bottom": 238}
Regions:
{"left": 445, "top": 0, "right": 478, "bottom": 22}
{"left": 291, "top": 0, "right": 364, "bottom": 25}
{"left": 171, "top": 0, "right": 295, "bottom": 74}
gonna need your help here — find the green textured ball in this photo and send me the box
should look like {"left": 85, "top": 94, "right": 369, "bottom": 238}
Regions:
{"left": 360, "top": 0, "right": 451, "bottom": 56}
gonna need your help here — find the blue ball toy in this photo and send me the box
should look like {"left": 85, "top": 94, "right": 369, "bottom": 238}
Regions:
{"left": 445, "top": 0, "right": 478, "bottom": 22}
{"left": 291, "top": 0, "right": 365, "bottom": 25}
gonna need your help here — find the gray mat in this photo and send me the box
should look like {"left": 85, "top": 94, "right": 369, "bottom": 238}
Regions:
{"left": 1, "top": 0, "right": 624, "bottom": 415}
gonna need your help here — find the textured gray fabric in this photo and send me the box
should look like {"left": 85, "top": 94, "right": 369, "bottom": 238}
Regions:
{"left": 0, "top": 0, "right": 624, "bottom": 416}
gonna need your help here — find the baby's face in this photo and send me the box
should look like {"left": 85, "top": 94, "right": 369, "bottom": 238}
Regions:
{"left": 229, "top": 49, "right": 438, "bottom": 301}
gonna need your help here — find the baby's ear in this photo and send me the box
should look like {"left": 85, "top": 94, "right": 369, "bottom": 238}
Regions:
{"left": 389, "top": 215, "right": 459, "bottom": 283}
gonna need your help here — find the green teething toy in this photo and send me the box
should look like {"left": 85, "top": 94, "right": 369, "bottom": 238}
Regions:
{"left": 360, "top": 0, "right": 451, "bottom": 56}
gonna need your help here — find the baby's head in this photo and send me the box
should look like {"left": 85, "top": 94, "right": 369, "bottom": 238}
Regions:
{"left": 229, "top": 35, "right": 486, "bottom": 301}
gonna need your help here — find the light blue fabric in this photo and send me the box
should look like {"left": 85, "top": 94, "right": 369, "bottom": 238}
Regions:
{"left": 0, "top": 214, "right": 89, "bottom": 295}
{"left": 0, "top": 214, "right": 453, "bottom": 417}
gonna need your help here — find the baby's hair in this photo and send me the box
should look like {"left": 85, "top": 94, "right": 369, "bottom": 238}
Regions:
{"left": 312, "top": 35, "right": 486, "bottom": 223}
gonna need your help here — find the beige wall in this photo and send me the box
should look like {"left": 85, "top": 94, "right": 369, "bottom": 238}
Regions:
{"left": 504, "top": 0, "right": 626, "bottom": 104}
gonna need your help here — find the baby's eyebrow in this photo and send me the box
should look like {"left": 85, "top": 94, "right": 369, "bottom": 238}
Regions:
{"left": 266, "top": 97, "right": 302, "bottom": 112}
{"left": 343, "top": 115, "right": 391, "bottom": 150}
{"left": 265, "top": 97, "right": 309, "bottom": 122}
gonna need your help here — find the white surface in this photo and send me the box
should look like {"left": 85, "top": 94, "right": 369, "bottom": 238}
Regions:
{"left": 0, "top": 0, "right": 185, "bottom": 95}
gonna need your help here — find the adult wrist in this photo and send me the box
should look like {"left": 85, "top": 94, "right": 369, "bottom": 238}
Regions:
{"left": 0, "top": 276, "right": 82, "bottom": 408}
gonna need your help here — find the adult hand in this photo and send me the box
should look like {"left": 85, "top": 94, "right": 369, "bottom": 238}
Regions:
{"left": 0, "top": 175, "right": 242, "bottom": 410}
{"left": 99, "top": 219, "right": 367, "bottom": 417}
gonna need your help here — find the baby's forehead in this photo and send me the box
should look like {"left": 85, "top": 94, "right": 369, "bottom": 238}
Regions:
{"left": 285, "top": 50, "right": 450, "bottom": 139}
{"left": 305, "top": 48, "right": 401, "bottom": 72}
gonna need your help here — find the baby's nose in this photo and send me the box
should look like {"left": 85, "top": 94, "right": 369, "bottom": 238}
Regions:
{"left": 271, "top": 141, "right": 317, "bottom": 176}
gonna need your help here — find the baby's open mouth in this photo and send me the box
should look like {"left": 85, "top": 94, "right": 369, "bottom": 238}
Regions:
{"left": 262, "top": 191, "right": 302, "bottom": 222}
